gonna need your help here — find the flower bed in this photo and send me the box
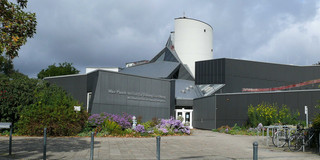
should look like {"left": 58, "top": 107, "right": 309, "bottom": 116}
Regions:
{"left": 213, "top": 123, "right": 265, "bottom": 136}
{"left": 81, "top": 112, "right": 191, "bottom": 137}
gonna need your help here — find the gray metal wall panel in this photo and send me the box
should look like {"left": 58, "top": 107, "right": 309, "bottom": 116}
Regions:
{"left": 87, "top": 71, "right": 98, "bottom": 92}
{"left": 214, "top": 90, "right": 320, "bottom": 128}
{"left": 194, "top": 90, "right": 320, "bottom": 129}
{"left": 91, "top": 71, "right": 172, "bottom": 122}
{"left": 176, "top": 99, "right": 193, "bottom": 106}
{"left": 196, "top": 59, "right": 320, "bottom": 93}
{"left": 170, "top": 80, "right": 176, "bottom": 117}
{"left": 46, "top": 75, "right": 87, "bottom": 106}
{"left": 193, "top": 96, "right": 216, "bottom": 129}
{"left": 87, "top": 71, "right": 99, "bottom": 112}
{"left": 216, "top": 94, "right": 249, "bottom": 127}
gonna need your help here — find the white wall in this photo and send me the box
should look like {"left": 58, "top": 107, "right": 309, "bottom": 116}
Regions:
{"left": 174, "top": 18, "right": 213, "bottom": 77}
{"left": 86, "top": 67, "right": 119, "bottom": 73}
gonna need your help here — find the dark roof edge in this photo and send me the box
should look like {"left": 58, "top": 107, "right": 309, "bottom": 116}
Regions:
{"left": 44, "top": 73, "right": 87, "bottom": 79}
{"left": 194, "top": 89, "right": 320, "bottom": 100}
{"left": 44, "top": 69, "right": 172, "bottom": 82}
{"left": 196, "top": 58, "right": 320, "bottom": 68}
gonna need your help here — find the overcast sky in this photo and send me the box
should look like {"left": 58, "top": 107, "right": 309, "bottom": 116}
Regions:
{"left": 13, "top": 0, "right": 320, "bottom": 77}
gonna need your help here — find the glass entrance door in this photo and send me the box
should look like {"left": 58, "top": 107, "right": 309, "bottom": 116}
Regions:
{"left": 175, "top": 108, "right": 193, "bottom": 129}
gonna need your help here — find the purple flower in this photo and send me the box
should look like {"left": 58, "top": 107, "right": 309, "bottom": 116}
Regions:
{"left": 135, "top": 124, "right": 145, "bottom": 133}
{"left": 159, "top": 127, "right": 168, "bottom": 133}
{"left": 154, "top": 117, "right": 190, "bottom": 135}
{"left": 185, "top": 129, "right": 191, "bottom": 134}
{"left": 88, "top": 112, "right": 133, "bottom": 129}
{"left": 88, "top": 114, "right": 106, "bottom": 126}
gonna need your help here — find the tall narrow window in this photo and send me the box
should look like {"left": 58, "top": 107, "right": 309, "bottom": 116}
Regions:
{"left": 87, "top": 92, "right": 92, "bottom": 112}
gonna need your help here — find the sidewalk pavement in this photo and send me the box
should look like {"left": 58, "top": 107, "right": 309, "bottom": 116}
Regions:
{"left": 1, "top": 129, "right": 320, "bottom": 160}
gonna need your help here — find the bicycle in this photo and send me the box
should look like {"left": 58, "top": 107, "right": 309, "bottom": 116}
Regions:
{"left": 288, "top": 127, "right": 316, "bottom": 152}
{"left": 272, "top": 125, "right": 291, "bottom": 147}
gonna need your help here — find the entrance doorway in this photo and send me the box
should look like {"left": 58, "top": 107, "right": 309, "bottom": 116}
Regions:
{"left": 175, "top": 108, "right": 193, "bottom": 129}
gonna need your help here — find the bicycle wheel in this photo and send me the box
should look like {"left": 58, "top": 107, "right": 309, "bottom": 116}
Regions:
{"left": 289, "top": 135, "right": 303, "bottom": 152}
{"left": 272, "top": 131, "right": 286, "bottom": 147}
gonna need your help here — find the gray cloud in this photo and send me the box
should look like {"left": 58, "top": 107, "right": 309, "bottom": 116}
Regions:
{"left": 13, "top": 0, "right": 320, "bottom": 77}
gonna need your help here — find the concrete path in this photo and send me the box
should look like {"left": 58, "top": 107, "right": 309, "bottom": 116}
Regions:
{"left": 0, "top": 129, "right": 319, "bottom": 160}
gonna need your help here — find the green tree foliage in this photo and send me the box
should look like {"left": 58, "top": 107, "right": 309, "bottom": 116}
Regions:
{"left": 0, "top": 57, "right": 14, "bottom": 75}
{"left": 0, "top": 0, "right": 37, "bottom": 73}
{"left": 37, "top": 62, "right": 80, "bottom": 79}
{"left": 0, "top": 72, "right": 38, "bottom": 124}
{"left": 17, "top": 82, "right": 88, "bottom": 136}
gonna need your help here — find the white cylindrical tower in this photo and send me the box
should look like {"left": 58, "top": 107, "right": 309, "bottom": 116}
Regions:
{"left": 173, "top": 17, "right": 213, "bottom": 77}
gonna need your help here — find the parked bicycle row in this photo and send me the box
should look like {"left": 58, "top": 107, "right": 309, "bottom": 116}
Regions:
{"left": 265, "top": 124, "right": 319, "bottom": 152}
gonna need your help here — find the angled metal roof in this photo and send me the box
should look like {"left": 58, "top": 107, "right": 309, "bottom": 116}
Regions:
{"left": 150, "top": 36, "right": 183, "bottom": 64}
{"left": 197, "top": 84, "right": 225, "bottom": 96}
{"left": 175, "top": 79, "right": 203, "bottom": 99}
{"left": 119, "top": 61, "right": 180, "bottom": 78}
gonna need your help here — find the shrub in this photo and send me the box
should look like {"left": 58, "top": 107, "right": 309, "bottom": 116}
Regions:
{"left": 313, "top": 102, "right": 320, "bottom": 129}
{"left": 156, "top": 117, "right": 191, "bottom": 135}
{"left": 134, "top": 124, "right": 145, "bottom": 133}
{"left": 141, "top": 121, "right": 152, "bottom": 131}
{"left": 217, "top": 125, "right": 231, "bottom": 133}
{"left": 248, "top": 102, "right": 278, "bottom": 127}
{"left": 0, "top": 73, "right": 38, "bottom": 125}
{"left": 16, "top": 83, "right": 88, "bottom": 136}
{"left": 248, "top": 102, "right": 300, "bottom": 127}
{"left": 85, "top": 113, "right": 191, "bottom": 137}
{"left": 124, "top": 128, "right": 133, "bottom": 134}
{"left": 215, "top": 124, "right": 261, "bottom": 136}
{"left": 313, "top": 114, "right": 320, "bottom": 129}
{"left": 88, "top": 113, "right": 107, "bottom": 127}
{"left": 150, "top": 117, "right": 160, "bottom": 127}
{"left": 101, "top": 119, "right": 122, "bottom": 135}
{"left": 108, "top": 113, "right": 133, "bottom": 129}
{"left": 88, "top": 112, "right": 132, "bottom": 129}
{"left": 279, "top": 105, "right": 299, "bottom": 125}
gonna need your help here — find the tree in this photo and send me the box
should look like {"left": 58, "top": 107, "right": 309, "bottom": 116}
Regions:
{"left": 0, "top": 0, "right": 37, "bottom": 74}
{"left": 314, "top": 61, "right": 320, "bottom": 65}
{"left": 0, "top": 57, "right": 14, "bottom": 75}
{"left": 0, "top": 72, "right": 38, "bottom": 125}
{"left": 17, "top": 82, "right": 88, "bottom": 136}
{"left": 37, "top": 62, "right": 80, "bottom": 79}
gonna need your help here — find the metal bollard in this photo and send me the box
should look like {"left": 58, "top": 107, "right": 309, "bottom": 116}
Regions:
{"left": 266, "top": 127, "right": 270, "bottom": 146}
{"left": 156, "top": 136, "right": 161, "bottom": 160}
{"left": 253, "top": 141, "right": 258, "bottom": 160}
{"left": 303, "top": 137, "right": 305, "bottom": 152}
{"left": 90, "top": 132, "right": 94, "bottom": 160}
{"left": 43, "top": 128, "right": 47, "bottom": 160}
{"left": 9, "top": 126, "right": 12, "bottom": 155}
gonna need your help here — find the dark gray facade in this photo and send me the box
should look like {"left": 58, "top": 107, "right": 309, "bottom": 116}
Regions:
{"left": 196, "top": 58, "right": 320, "bottom": 93}
{"left": 46, "top": 70, "right": 174, "bottom": 122}
{"left": 194, "top": 89, "right": 320, "bottom": 130}
{"left": 46, "top": 74, "right": 88, "bottom": 105}
{"left": 193, "top": 96, "right": 216, "bottom": 129}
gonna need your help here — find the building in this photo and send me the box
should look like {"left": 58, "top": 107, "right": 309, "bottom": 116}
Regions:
{"left": 46, "top": 17, "right": 320, "bottom": 129}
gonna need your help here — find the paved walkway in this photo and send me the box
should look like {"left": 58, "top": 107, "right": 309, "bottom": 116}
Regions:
{"left": 0, "top": 129, "right": 319, "bottom": 159}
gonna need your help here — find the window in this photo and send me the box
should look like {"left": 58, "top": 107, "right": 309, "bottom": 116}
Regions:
{"left": 87, "top": 92, "right": 92, "bottom": 111}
